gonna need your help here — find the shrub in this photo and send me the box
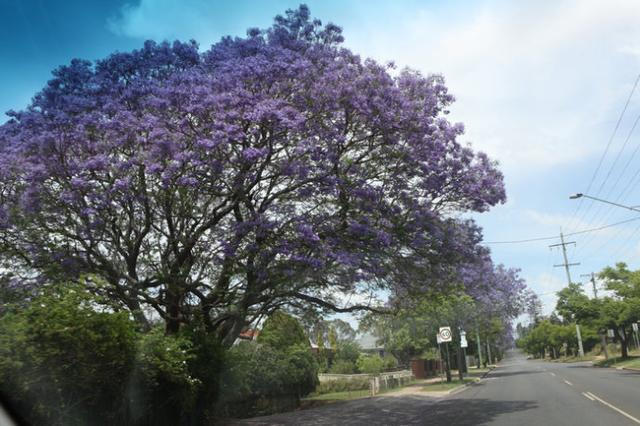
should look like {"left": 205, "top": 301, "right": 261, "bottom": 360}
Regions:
{"left": 329, "top": 359, "right": 357, "bottom": 374}
{"left": 218, "top": 341, "right": 319, "bottom": 418}
{"left": 315, "top": 377, "right": 370, "bottom": 394}
{"left": 382, "top": 355, "right": 398, "bottom": 370}
{"left": 334, "top": 341, "right": 361, "bottom": 364}
{"left": 126, "top": 328, "right": 201, "bottom": 425}
{"left": 0, "top": 283, "right": 138, "bottom": 426}
{"left": 356, "top": 354, "right": 385, "bottom": 374}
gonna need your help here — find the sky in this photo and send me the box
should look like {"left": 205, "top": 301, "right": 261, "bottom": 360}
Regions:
{"left": 4, "top": 0, "right": 640, "bottom": 321}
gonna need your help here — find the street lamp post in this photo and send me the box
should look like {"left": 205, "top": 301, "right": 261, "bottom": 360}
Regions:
{"left": 569, "top": 193, "right": 640, "bottom": 213}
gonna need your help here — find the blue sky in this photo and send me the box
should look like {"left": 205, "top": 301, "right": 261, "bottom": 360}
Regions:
{"left": 4, "top": 0, "right": 640, "bottom": 319}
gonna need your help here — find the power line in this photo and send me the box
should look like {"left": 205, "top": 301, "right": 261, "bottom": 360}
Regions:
{"left": 566, "top": 73, "right": 640, "bottom": 232}
{"left": 573, "top": 110, "right": 640, "bottom": 246}
{"left": 482, "top": 216, "right": 640, "bottom": 245}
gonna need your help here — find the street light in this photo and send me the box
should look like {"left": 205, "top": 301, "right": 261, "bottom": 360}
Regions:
{"left": 569, "top": 193, "right": 640, "bottom": 213}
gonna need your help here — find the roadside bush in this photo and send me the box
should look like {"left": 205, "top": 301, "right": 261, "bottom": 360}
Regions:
{"left": 382, "top": 355, "right": 398, "bottom": 370}
{"left": 356, "top": 354, "right": 384, "bottom": 374}
{"left": 0, "top": 283, "right": 137, "bottom": 426}
{"left": 125, "top": 328, "right": 201, "bottom": 425}
{"left": 217, "top": 341, "right": 319, "bottom": 418}
{"left": 315, "top": 377, "right": 370, "bottom": 394}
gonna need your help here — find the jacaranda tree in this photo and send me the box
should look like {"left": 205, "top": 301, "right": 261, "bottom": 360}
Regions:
{"left": 0, "top": 5, "right": 505, "bottom": 346}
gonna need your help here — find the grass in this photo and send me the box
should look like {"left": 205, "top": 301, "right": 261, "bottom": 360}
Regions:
{"left": 304, "top": 389, "right": 370, "bottom": 401}
{"left": 304, "top": 378, "right": 421, "bottom": 403}
{"left": 421, "top": 377, "right": 477, "bottom": 392}
{"left": 594, "top": 355, "right": 640, "bottom": 369}
{"left": 548, "top": 355, "right": 598, "bottom": 363}
{"left": 467, "top": 367, "right": 492, "bottom": 376}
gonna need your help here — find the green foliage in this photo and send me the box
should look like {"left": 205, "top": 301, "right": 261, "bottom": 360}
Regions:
{"left": 382, "top": 355, "right": 398, "bottom": 370}
{"left": 334, "top": 340, "right": 361, "bottom": 364}
{"left": 555, "top": 283, "right": 598, "bottom": 323}
{"left": 258, "top": 311, "right": 309, "bottom": 351}
{"left": 127, "top": 328, "right": 201, "bottom": 425}
{"left": 0, "top": 283, "right": 222, "bottom": 426}
{"left": 0, "top": 283, "right": 138, "bottom": 426}
{"left": 329, "top": 359, "right": 357, "bottom": 374}
{"left": 218, "top": 341, "right": 319, "bottom": 418}
{"left": 356, "top": 354, "right": 384, "bottom": 374}
{"left": 516, "top": 319, "right": 599, "bottom": 359}
{"left": 315, "top": 377, "right": 370, "bottom": 394}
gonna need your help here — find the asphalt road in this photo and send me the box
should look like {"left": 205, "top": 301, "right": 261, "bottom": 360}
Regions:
{"left": 232, "top": 349, "right": 640, "bottom": 425}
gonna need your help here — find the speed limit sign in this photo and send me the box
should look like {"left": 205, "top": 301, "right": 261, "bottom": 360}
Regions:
{"left": 439, "top": 327, "right": 452, "bottom": 343}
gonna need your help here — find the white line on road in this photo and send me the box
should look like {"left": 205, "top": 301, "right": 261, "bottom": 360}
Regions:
{"left": 563, "top": 380, "right": 573, "bottom": 386}
{"left": 582, "top": 392, "right": 595, "bottom": 401}
{"left": 549, "top": 372, "right": 556, "bottom": 377}
{"left": 585, "top": 392, "right": 640, "bottom": 424}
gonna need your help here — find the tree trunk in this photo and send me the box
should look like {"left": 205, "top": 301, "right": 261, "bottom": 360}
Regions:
{"left": 619, "top": 327, "right": 629, "bottom": 359}
{"left": 165, "top": 289, "right": 182, "bottom": 335}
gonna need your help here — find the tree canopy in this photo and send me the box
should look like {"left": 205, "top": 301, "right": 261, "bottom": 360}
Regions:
{"left": 0, "top": 6, "right": 505, "bottom": 346}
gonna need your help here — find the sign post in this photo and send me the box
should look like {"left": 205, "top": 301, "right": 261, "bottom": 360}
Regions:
{"left": 438, "top": 327, "right": 452, "bottom": 382}
{"left": 460, "top": 330, "right": 468, "bottom": 376}
{"left": 436, "top": 332, "right": 444, "bottom": 384}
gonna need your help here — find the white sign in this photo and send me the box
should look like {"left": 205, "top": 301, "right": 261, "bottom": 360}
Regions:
{"left": 607, "top": 329, "right": 615, "bottom": 338}
{"left": 460, "top": 336, "right": 468, "bottom": 348}
{"left": 436, "top": 333, "right": 442, "bottom": 344}
{"left": 439, "top": 326, "right": 452, "bottom": 343}
{"left": 633, "top": 323, "right": 638, "bottom": 332}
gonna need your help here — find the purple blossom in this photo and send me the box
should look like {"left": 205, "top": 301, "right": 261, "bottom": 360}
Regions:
{"left": 241, "top": 147, "right": 267, "bottom": 161}
{"left": 0, "top": 5, "right": 511, "bottom": 343}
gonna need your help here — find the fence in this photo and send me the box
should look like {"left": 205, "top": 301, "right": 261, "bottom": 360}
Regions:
{"left": 317, "top": 370, "right": 414, "bottom": 397}
{"left": 369, "top": 370, "right": 414, "bottom": 396}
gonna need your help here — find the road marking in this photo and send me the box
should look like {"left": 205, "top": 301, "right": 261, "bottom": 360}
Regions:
{"left": 582, "top": 392, "right": 595, "bottom": 401}
{"left": 563, "top": 380, "right": 573, "bottom": 386}
{"left": 549, "top": 372, "right": 556, "bottom": 377}
{"left": 585, "top": 392, "right": 640, "bottom": 424}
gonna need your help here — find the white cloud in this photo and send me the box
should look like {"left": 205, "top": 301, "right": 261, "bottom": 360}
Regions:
{"left": 343, "top": 0, "right": 640, "bottom": 177}
{"left": 108, "top": 0, "right": 640, "bottom": 179}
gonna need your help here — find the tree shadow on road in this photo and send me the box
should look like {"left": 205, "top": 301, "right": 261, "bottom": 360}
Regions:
{"left": 483, "top": 369, "right": 542, "bottom": 378}
{"left": 229, "top": 395, "right": 538, "bottom": 426}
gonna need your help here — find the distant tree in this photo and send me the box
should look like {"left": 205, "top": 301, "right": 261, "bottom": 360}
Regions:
{"left": 555, "top": 283, "right": 596, "bottom": 324}
{"left": 328, "top": 326, "right": 338, "bottom": 350}
{"left": 598, "top": 263, "right": 640, "bottom": 358}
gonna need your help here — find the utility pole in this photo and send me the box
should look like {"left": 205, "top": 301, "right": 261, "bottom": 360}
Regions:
{"left": 476, "top": 324, "right": 483, "bottom": 368}
{"left": 550, "top": 232, "right": 584, "bottom": 357}
{"left": 580, "top": 272, "right": 598, "bottom": 299}
{"left": 581, "top": 272, "right": 608, "bottom": 360}
{"left": 550, "top": 232, "right": 579, "bottom": 285}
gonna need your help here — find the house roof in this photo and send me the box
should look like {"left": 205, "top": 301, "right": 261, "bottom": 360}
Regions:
{"left": 238, "top": 329, "right": 259, "bottom": 340}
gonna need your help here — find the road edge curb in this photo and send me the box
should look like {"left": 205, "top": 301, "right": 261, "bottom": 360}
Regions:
{"left": 621, "top": 366, "right": 640, "bottom": 372}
